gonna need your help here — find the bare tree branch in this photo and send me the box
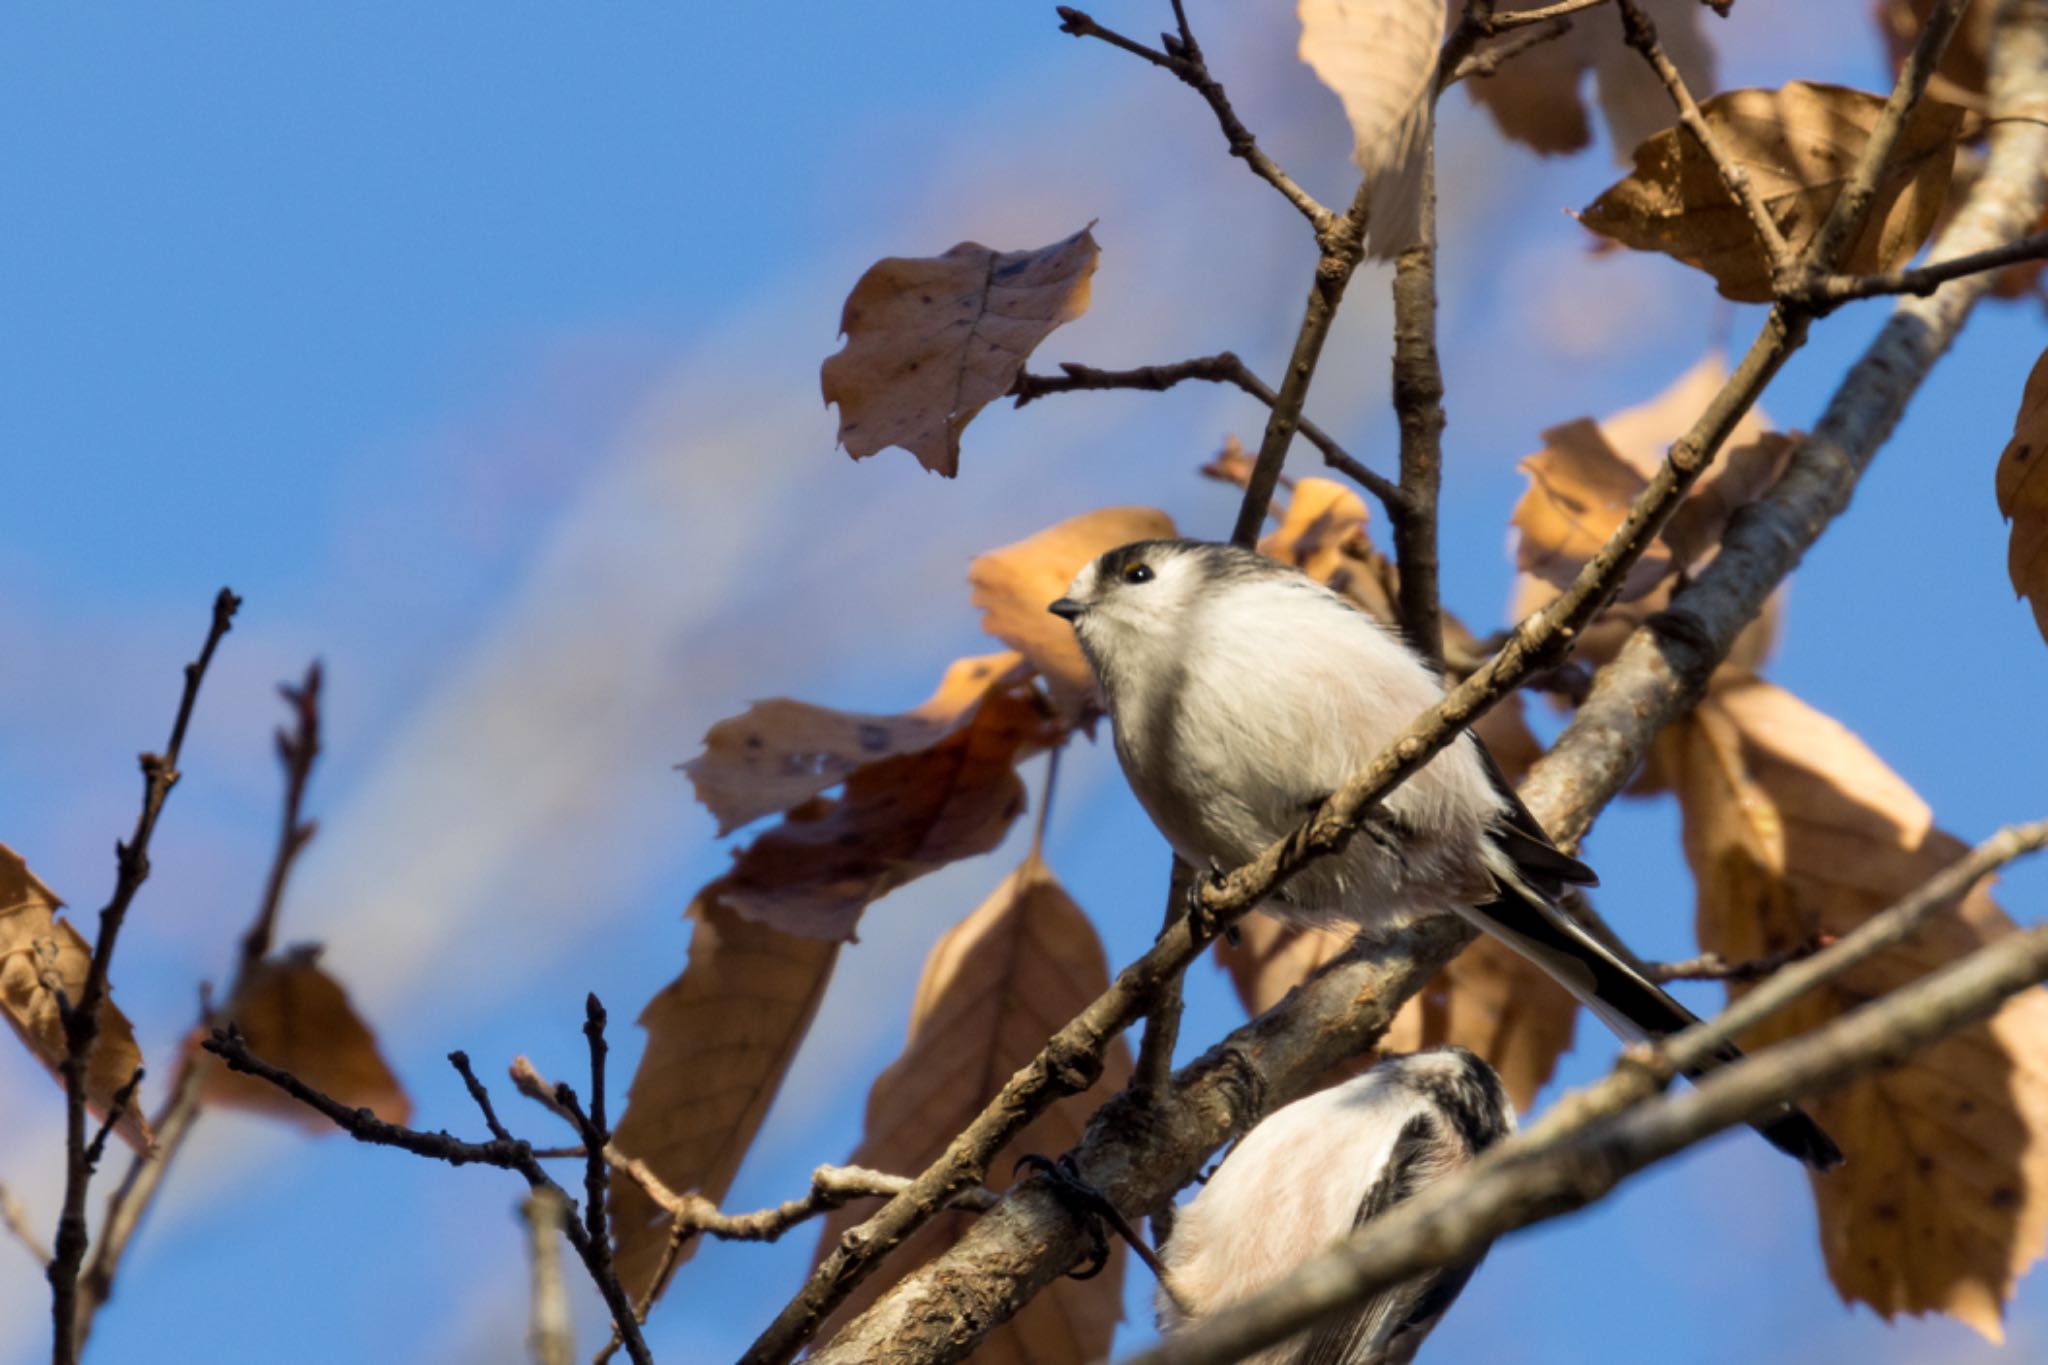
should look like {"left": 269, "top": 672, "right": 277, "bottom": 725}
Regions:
{"left": 203, "top": 1019, "right": 656, "bottom": 1365}
{"left": 1009, "top": 354, "right": 1402, "bottom": 510}
{"left": 49, "top": 586, "right": 238, "bottom": 1365}
{"left": 77, "top": 661, "right": 326, "bottom": 1344}
{"left": 1389, "top": 148, "right": 1445, "bottom": 662}
{"left": 1053, "top": 6, "right": 1333, "bottom": 233}
{"left": 1794, "top": 226, "right": 2048, "bottom": 311}
{"left": 1613, "top": 0, "right": 1797, "bottom": 285}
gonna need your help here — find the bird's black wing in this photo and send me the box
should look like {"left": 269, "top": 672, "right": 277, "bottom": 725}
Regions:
{"left": 1470, "top": 734, "right": 1597, "bottom": 892}
{"left": 1288, "top": 1112, "right": 1486, "bottom": 1365}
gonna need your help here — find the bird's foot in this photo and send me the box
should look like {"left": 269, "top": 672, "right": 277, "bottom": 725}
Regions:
{"left": 1016, "top": 1153, "right": 1182, "bottom": 1293}
{"left": 1014, "top": 1154, "right": 1114, "bottom": 1279}
{"left": 1180, "top": 871, "right": 1238, "bottom": 947}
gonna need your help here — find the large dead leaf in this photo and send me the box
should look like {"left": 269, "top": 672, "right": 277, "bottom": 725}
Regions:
{"left": 812, "top": 856, "right": 1131, "bottom": 1358}
{"left": 822, "top": 228, "right": 1099, "bottom": 477}
{"left": 1461, "top": 0, "right": 1716, "bottom": 160}
{"left": 1299, "top": 0, "right": 1445, "bottom": 255}
{"left": 1581, "top": 82, "right": 1965, "bottom": 302}
{"left": 0, "top": 843, "right": 151, "bottom": 1150}
{"left": 1996, "top": 347, "right": 2048, "bottom": 649}
{"left": 204, "top": 946, "right": 410, "bottom": 1129}
{"left": 684, "top": 653, "right": 1034, "bottom": 835}
{"left": 609, "top": 896, "right": 840, "bottom": 1305}
{"left": 969, "top": 508, "right": 1177, "bottom": 723}
{"left": 714, "top": 675, "right": 1062, "bottom": 941}
{"left": 1878, "top": 0, "right": 1995, "bottom": 106}
{"left": 1509, "top": 355, "right": 1793, "bottom": 670}
{"left": 1669, "top": 675, "right": 2048, "bottom": 1338}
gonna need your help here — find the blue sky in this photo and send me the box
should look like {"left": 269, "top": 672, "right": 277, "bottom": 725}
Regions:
{"left": 2, "top": 3, "right": 2045, "bottom": 1363}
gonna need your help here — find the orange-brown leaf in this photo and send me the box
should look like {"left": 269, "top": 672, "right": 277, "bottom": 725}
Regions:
{"left": 969, "top": 509, "right": 1177, "bottom": 723}
{"left": 822, "top": 228, "right": 1099, "bottom": 476}
{"left": 713, "top": 674, "right": 1061, "bottom": 941}
{"left": 684, "top": 653, "right": 1034, "bottom": 835}
{"left": 1581, "top": 82, "right": 1964, "bottom": 303}
{"left": 0, "top": 843, "right": 152, "bottom": 1150}
{"left": 609, "top": 896, "right": 840, "bottom": 1305}
{"left": 204, "top": 947, "right": 410, "bottom": 1129}
{"left": 1509, "top": 356, "right": 1793, "bottom": 670}
{"left": 813, "top": 856, "right": 1132, "bottom": 1357}
{"left": 1995, "top": 348, "right": 2048, "bottom": 649}
{"left": 1669, "top": 676, "right": 2048, "bottom": 1338}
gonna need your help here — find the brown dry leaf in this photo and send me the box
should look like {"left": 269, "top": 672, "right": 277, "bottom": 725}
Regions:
{"left": 822, "top": 228, "right": 1099, "bottom": 477}
{"left": 1509, "top": 355, "right": 1794, "bottom": 669}
{"left": 969, "top": 508, "right": 1178, "bottom": 723}
{"left": 684, "top": 652, "right": 1034, "bottom": 835}
{"left": 204, "top": 947, "right": 410, "bottom": 1129}
{"left": 1669, "top": 675, "right": 2048, "bottom": 1338}
{"left": 1256, "top": 477, "right": 1404, "bottom": 624}
{"left": 716, "top": 674, "right": 1063, "bottom": 941}
{"left": 1461, "top": 0, "right": 1715, "bottom": 160}
{"left": 1581, "top": 82, "right": 1965, "bottom": 302}
{"left": 609, "top": 896, "right": 840, "bottom": 1305}
{"left": 1878, "top": 0, "right": 1994, "bottom": 106}
{"left": 1995, "top": 348, "right": 2048, "bottom": 649}
{"left": 1299, "top": 0, "right": 1444, "bottom": 255}
{"left": 0, "top": 843, "right": 151, "bottom": 1150}
{"left": 812, "top": 856, "right": 1132, "bottom": 1358}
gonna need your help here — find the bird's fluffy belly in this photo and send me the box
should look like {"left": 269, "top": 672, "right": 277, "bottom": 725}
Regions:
{"left": 1114, "top": 656, "right": 1498, "bottom": 931}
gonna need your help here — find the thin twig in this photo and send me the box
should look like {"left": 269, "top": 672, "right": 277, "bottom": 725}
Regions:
{"left": 1132, "top": 858, "right": 1193, "bottom": 1103}
{"left": 80, "top": 1070, "right": 145, "bottom": 1174}
{"left": 1011, "top": 355, "right": 1401, "bottom": 509}
{"left": 1794, "top": 227, "right": 2048, "bottom": 312}
{"left": 1795, "top": 0, "right": 1971, "bottom": 286}
{"left": 1443, "top": 16, "right": 1575, "bottom": 89}
{"left": 78, "top": 657, "right": 325, "bottom": 1343}
{"left": 1053, "top": 7, "right": 1333, "bottom": 233}
{"left": 50, "top": 586, "right": 238, "bottom": 1365}
{"left": 1613, "top": 0, "right": 1797, "bottom": 287}
{"left": 1388, "top": 144, "right": 1446, "bottom": 663}
{"left": 1, "top": 1184, "right": 52, "bottom": 1269}
{"left": 203, "top": 1025, "right": 656, "bottom": 1365}
{"left": 1644, "top": 938, "right": 1835, "bottom": 983}
{"left": 238, "top": 664, "right": 322, "bottom": 976}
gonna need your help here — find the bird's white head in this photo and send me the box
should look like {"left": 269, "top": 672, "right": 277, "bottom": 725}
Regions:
{"left": 1049, "top": 538, "right": 1315, "bottom": 710}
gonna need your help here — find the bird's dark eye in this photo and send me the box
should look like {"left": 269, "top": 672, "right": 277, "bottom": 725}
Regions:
{"left": 1122, "top": 562, "right": 1154, "bottom": 585}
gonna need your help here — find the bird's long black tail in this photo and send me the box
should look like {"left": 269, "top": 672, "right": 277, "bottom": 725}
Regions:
{"left": 1458, "top": 882, "right": 1844, "bottom": 1173}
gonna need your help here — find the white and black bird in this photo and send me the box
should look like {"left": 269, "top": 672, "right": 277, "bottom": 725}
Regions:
{"left": 1157, "top": 1048, "right": 1513, "bottom": 1365}
{"left": 1049, "top": 538, "right": 1840, "bottom": 1171}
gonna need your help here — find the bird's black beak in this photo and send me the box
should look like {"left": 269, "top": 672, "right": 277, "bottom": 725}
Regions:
{"left": 1048, "top": 597, "right": 1085, "bottom": 621}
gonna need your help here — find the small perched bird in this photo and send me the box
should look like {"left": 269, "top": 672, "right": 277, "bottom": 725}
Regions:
{"left": 1050, "top": 538, "right": 1841, "bottom": 1171}
{"left": 1157, "top": 1048, "right": 1513, "bottom": 1365}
